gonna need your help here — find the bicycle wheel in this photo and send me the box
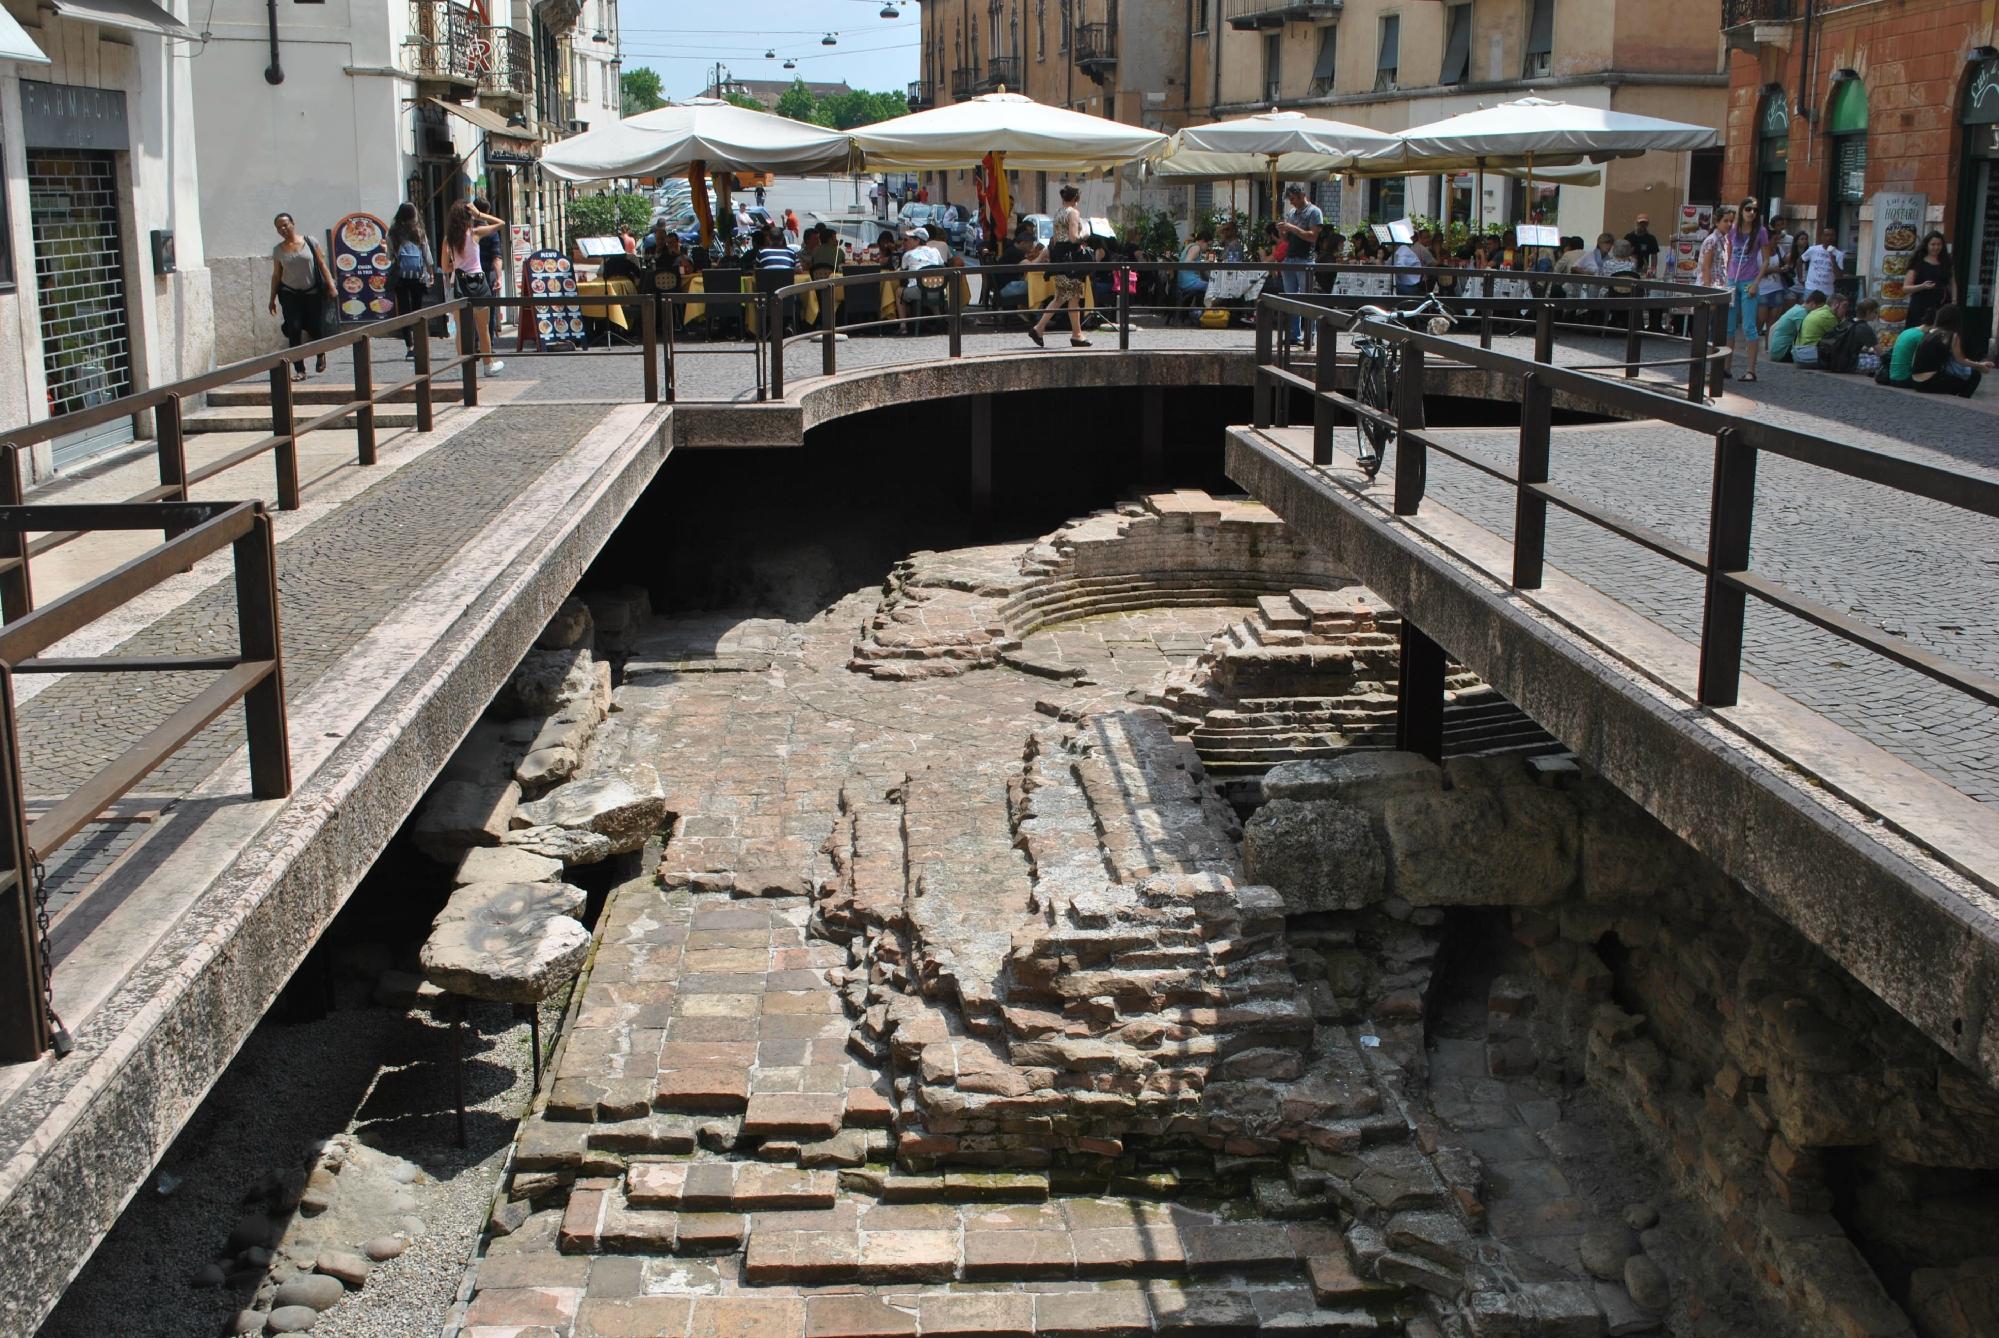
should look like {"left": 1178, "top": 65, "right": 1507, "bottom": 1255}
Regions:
{"left": 1355, "top": 349, "right": 1394, "bottom": 477}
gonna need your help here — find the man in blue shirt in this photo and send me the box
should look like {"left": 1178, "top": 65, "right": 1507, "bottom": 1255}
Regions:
{"left": 1277, "top": 184, "right": 1322, "bottom": 347}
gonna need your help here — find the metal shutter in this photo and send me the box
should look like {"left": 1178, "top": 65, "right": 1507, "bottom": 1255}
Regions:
{"left": 29, "top": 150, "right": 132, "bottom": 466}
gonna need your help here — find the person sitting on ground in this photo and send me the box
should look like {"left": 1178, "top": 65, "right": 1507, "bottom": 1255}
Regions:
{"left": 1792, "top": 291, "right": 1845, "bottom": 366}
{"left": 1885, "top": 315, "right": 1930, "bottom": 387}
{"left": 1909, "top": 304, "right": 1990, "bottom": 397}
{"left": 1814, "top": 297, "right": 1877, "bottom": 374}
{"left": 1766, "top": 288, "right": 1820, "bottom": 363}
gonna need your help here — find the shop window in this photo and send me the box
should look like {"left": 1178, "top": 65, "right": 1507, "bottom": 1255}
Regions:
{"left": 1369, "top": 177, "right": 1405, "bottom": 222}
{"left": 1440, "top": 4, "right": 1471, "bottom": 86}
{"left": 1755, "top": 87, "right": 1788, "bottom": 214}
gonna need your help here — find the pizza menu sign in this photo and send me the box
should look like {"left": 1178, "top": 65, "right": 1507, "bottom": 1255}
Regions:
{"left": 329, "top": 212, "right": 396, "bottom": 324}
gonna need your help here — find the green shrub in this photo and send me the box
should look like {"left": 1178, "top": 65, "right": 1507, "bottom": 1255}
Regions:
{"left": 565, "top": 193, "right": 653, "bottom": 251}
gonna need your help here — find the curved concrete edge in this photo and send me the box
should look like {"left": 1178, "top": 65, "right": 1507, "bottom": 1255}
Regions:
{"left": 665, "top": 345, "right": 1652, "bottom": 450}
{"left": 0, "top": 403, "right": 672, "bottom": 1336}
{"left": 1226, "top": 426, "right": 1999, "bottom": 1089}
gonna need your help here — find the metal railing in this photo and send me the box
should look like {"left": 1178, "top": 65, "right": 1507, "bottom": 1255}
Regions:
{"left": 981, "top": 56, "right": 1021, "bottom": 91}
{"left": 480, "top": 25, "right": 532, "bottom": 99}
{"left": 1247, "top": 289, "right": 1999, "bottom": 720}
{"left": 1074, "top": 21, "right": 1117, "bottom": 68}
{"left": 1722, "top": 0, "right": 1793, "bottom": 24}
{"left": 407, "top": 0, "right": 482, "bottom": 82}
{"left": 950, "top": 66, "right": 980, "bottom": 100}
{"left": 907, "top": 79, "right": 935, "bottom": 109}
{"left": 1226, "top": 0, "right": 1343, "bottom": 28}
{"left": 0, "top": 499, "right": 289, "bottom": 1062}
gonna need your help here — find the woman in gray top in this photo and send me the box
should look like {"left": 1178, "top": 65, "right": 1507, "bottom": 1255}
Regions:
{"left": 268, "top": 212, "right": 337, "bottom": 380}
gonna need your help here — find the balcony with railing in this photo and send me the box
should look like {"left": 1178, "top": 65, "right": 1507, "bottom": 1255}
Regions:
{"left": 907, "top": 78, "right": 934, "bottom": 110}
{"left": 951, "top": 65, "right": 979, "bottom": 100}
{"left": 1074, "top": 21, "right": 1116, "bottom": 77}
{"left": 405, "top": 0, "right": 481, "bottom": 86}
{"left": 1226, "top": 0, "right": 1341, "bottom": 30}
{"left": 1722, "top": 0, "right": 1794, "bottom": 51}
{"left": 478, "top": 25, "right": 532, "bottom": 101}
{"left": 980, "top": 55, "right": 1021, "bottom": 91}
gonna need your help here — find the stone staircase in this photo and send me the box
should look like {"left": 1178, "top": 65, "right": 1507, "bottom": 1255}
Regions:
{"left": 185, "top": 381, "right": 426, "bottom": 434}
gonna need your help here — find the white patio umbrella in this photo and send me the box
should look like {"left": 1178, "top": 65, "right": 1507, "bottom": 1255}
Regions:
{"left": 1153, "top": 111, "right": 1397, "bottom": 219}
{"left": 541, "top": 98, "right": 857, "bottom": 244}
{"left": 847, "top": 91, "right": 1167, "bottom": 171}
{"left": 1381, "top": 97, "right": 1718, "bottom": 229}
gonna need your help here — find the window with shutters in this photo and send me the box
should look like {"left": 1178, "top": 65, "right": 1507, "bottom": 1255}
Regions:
{"left": 1375, "top": 14, "right": 1398, "bottom": 91}
{"left": 1191, "top": 0, "right": 1207, "bottom": 35}
{"left": 1036, "top": 0, "right": 1045, "bottom": 58}
{"left": 1440, "top": 4, "right": 1470, "bottom": 86}
{"left": 1059, "top": 0, "right": 1070, "bottom": 51}
{"left": 1523, "top": 0, "right": 1552, "bottom": 78}
{"left": 1264, "top": 32, "right": 1282, "bottom": 103}
{"left": 1309, "top": 26, "right": 1336, "bottom": 95}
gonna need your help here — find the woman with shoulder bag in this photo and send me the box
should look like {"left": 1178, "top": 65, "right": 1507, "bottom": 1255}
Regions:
{"left": 269, "top": 211, "right": 338, "bottom": 381}
{"left": 1027, "top": 184, "right": 1091, "bottom": 349}
{"left": 445, "top": 200, "right": 507, "bottom": 375}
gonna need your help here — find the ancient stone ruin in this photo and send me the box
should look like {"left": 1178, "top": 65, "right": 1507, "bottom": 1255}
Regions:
{"left": 434, "top": 492, "right": 1999, "bottom": 1338}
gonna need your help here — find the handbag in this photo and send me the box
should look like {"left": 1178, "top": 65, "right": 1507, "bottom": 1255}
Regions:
{"left": 304, "top": 237, "right": 341, "bottom": 329}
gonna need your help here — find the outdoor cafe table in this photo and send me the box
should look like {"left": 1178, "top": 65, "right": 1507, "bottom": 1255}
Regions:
{"left": 574, "top": 276, "right": 636, "bottom": 330}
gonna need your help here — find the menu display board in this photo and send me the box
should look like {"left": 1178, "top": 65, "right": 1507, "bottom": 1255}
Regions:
{"left": 329, "top": 212, "right": 395, "bottom": 324}
{"left": 1867, "top": 192, "right": 1925, "bottom": 345}
{"left": 522, "top": 248, "right": 584, "bottom": 349}
{"left": 1672, "top": 204, "right": 1716, "bottom": 282}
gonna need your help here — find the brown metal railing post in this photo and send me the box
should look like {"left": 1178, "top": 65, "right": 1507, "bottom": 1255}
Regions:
{"left": 663, "top": 296, "right": 677, "bottom": 403}
{"left": 1392, "top": 343, "right": 1426, "bottom": 516}
{"left": 1312, "top": 316, "right": 1336, "bottom": 467}
{"left": 1533, "top": 303, "right": 1554, "bottom": 364}
{"left": 1116, "top": 278, "right": 1129, "bottom": 352}
{"left": 234, "top": 507, "right": 292, "bottom": 799}
{"left": 821, "top": 280, "right": 838, "bottom": 377}
{"left": 0, "top": 448, "right": 28, "bottom": 620}
{"left": 947, "top": 276, "right": 963, "bottom": 358}
{"left": 1274, "top": 315, "right": 1292, "bottom": 429}
{"left": 157, "top": 393, "right": 190, "bottom": 542}
{"left": 641, "top": 296, "right": 659, "bottom": 404}
{"left": 1697, "top": 426, "right": 1757, "bottom": 707}
{"left": 268, "top": 364, "right": 301, "bottom": 511}
{"left": 765, "top": 295, "right": 784, "bottom": 399}
{"left": 412, "top": 317, "right": 435, "bottom": 433}
{"left": 0, "top": 667, "right": 50, "bottom": 1062}
{"left": 1624, "top": 291, "right": 1642, "bottom": 378}
{"left": 1686, "top": 303, "right": 1711, "bottom": 403}
{"left": 460, "top": 300, "right": 479, "bottom": 407}
{"left": 353, "top": 334, "right": 377, "bottom": 466}
{"left": 1513, "top": 370, "right": 1552, "bottom": 590}
{"left": 1252, "top": 302, "right": 1273, "bottom": 428}
{"left": 1479, "top": 294, "right": 1494, "bottom": 350}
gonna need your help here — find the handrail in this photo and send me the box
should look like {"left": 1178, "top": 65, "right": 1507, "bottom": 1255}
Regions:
{"left": 0, "top": 499, "right": 289, "bottom": 1063}
{"left": 1246, "top": 291, "right": 1999, "bottom": 725}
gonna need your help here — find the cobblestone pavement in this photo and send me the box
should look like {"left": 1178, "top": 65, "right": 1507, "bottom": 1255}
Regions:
{"left": 26, "top": 404, "right": 610, "bottom": 912}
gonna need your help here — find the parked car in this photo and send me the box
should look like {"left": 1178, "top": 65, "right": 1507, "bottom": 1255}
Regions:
{"left": 897, "top": 202, "right": 935, "bottom": 233}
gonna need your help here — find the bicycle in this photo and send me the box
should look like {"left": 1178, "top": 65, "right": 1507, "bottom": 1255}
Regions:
{"left": 1350, "top": 296, "right": 1455, "bottom": 478}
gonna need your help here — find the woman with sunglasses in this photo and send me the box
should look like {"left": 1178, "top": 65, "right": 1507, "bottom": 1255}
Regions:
{"left": 1720, "top": 198, "right": 1771, "bottom": 382}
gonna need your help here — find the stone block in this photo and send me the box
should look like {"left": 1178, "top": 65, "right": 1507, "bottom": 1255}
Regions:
{"left": 1382, "top": 780, "right": 1578, "bottom": 907}
{"left": 498, "top": 646, "right": 597, "bottom": 720}
{"left": 413, "top": 778, "right": 521, "bottom": 861}
{"left": 743, "top": 1093, "right": 844, "bottom": 1140}
{"left": 452, "top": 846, "right": 563, "bottom": 886}
{"left": 1034, "top": 1290, "right": 1154, "bottom": 1337}
{"left": 1262, "top": 752, "right": 1440, "bottom": 804}
{"left": 805, "top": 1295, "right": 919, "bottom": 1338}
{"left": 1242, "top": 798, "right": 1388, "bottom": 913}
{"left": 656, "top": 1067, "right": 750, "bottom": 1113}
{"left": 961, "top": 1228, "right": 1075, "bottom": 1279}
{"left": 514, "top": 763, "right": 667, "bottom": 856}
{"left": 915, "top": 1293, "right": 1036, "bottom": 1336}
{"left": 420, "top": 882, "right": 589, "bottom": 1004}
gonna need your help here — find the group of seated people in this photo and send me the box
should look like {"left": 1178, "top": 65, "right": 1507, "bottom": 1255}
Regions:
{"left": 1765, "top": 289, "right": 1990, "bottom": 396}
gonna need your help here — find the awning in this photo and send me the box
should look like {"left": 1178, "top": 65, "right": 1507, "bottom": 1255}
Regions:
{"left": 0, "top": 6, "right": 49, "bottom": 63}
{"left": 427, "top": 96, "right": 516, "bottom": 136}
{"left": 49, "top": 0, "right": 193, "bottom": 39}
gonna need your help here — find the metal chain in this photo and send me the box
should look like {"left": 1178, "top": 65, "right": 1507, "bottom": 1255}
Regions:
{"left": 29, "top": 855, "right": 72, "bottom": 1056}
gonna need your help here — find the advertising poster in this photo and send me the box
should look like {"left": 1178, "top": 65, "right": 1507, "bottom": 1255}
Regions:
{"left": 522, "top": 248, "right": 583, "bottom": 350}
{"left": 509, "top": 225, "right": 534, "bottom": 294}
{"left": 328, "top": 212, "right": 395, "bottom": 324}
{"left": 1867, "top": 192, "right": 1925, "bottom": 346}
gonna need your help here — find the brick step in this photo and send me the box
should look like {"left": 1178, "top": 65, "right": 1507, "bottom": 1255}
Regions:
{"left": 559, "top": 1280, "right": 1407, "bottom": 1328}
{"left": 1258, "top": 593, "right": 1310, "bottom": 629}
{"left": 628, "top": 1160, "right": 839, "bottom": 1211}
{"left": 181, "top": 403, "right": 421, "bottom": 434}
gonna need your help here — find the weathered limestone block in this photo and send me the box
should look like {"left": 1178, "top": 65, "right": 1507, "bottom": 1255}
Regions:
{"left": 496, "top": 646, "right": 598, "bottom": 720}
{"left": 1909, "top": 1256, "right": 1999, "bottom": 1338}
{"left": 1263, "top": 752, "right": 1440, "bottom": 805}
{"left": 1242, "top": 797, "right": 1388, "bottom": 913}
{"left": 505, "top": 825, "right": 615, "bottom": 865}
{"left": 1382, "top": 779, "right": 1578, "bottom": 907}
{"left": 412, "top": 779, "right": 521, "bottom": 861}
{"left": 420, "top": 881, "right": 589, "bottom": 1003}
{"left": 537, "top": 597, "right": 594, "bottom": 650}
{"left": 515, "top": 745, "right": 581, "bottom": 790}
{"left": 452, "top": 846, "right": 563, "bottom": 886}
{"left": 513, "top": 762, "right": 667, "bottom": 855}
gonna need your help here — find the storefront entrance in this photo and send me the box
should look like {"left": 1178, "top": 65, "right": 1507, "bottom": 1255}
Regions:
{"left": 22, "top": 82, "right": 134, "bottom": 468}
{"left": 1826, "top": 77, "right": 1868, "bottom": 262}
{"left": 1959, "top": 57, "right": 1999, "bottom": 360}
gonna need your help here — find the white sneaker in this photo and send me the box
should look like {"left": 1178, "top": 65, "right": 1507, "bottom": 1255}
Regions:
{"left": 483, "top": 359, "right": 505, "bottom": 375}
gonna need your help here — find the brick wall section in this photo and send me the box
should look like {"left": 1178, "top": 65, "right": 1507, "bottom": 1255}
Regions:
{"left": 1723, "top": 1, "right": 1998, "bottom": 213}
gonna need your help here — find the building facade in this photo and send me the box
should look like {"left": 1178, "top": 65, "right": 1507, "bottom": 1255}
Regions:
{"left": 571, "top": 0, "right": 617, "bottom": 133}
{"left": 194, "top": 0, "right": 584, "bottom": 362}
{"left": 0, "top": 0, "right": 211, "bottom": 476}
{"left": 1721, "top": 0, "right": 1999, "bottom": 353}
{"left": 913, "top": 0, "right": 1727, "bottom": 244}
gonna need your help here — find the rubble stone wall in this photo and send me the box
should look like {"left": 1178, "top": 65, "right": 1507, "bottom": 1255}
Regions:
{"left": 1245, "top": 751, "right": 1999, "bottom": 1338}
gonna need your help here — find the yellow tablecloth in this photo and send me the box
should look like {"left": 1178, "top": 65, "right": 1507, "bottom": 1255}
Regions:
{"left": 1026, "top": 269, "right": 1097, "bottom": 310}
{"left": 574, "top": 277, "right": 635, "bottom": 329}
